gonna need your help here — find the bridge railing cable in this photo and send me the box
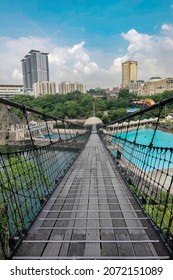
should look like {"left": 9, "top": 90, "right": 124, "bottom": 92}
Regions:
{"left": 99, "top": 96, "right": 173, "bottom": 254}
{"left": 0, "top": 97, "right": 91, "bottom": 259}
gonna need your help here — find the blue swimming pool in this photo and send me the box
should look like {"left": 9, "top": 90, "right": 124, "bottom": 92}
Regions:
{"left": 113, "top": 129, "right": 173, "bottom": 171}
{"left": 119, "top": 129, "right": 173, "bottom": 148}
{"left": 37, "top": 133, "right": 73, "bottom": 140}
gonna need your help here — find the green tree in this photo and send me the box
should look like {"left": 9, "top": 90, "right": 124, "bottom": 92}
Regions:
{"left": 101, "top": 115, "right": 110, "bottom": 124}
{"left": 64, "top": 101, "right": 81, "bottom": 118}
{"left": 11, "top": 90, "right": 173, "bottom": 122}
{"left": 52, "top": 103, "right": 66, "bottom": 118}
{"left": 95, "top": 99, "right": 108, "bottom": 112}
{"left": 108, "top": 109, "right": 127, "bottom": 121}
{"left": 118, "top": 89, "right": 130, "bottom": 98}
{"left": 0, "top": 157, "right": 50, "bottom": 240}
{"left": 80, "top": 95, "right": 93, "bottom": 117}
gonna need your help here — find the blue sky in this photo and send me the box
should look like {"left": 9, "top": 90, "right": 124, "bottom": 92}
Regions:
{"left": 0, "top": 0, "right": 173, "bottom": 89}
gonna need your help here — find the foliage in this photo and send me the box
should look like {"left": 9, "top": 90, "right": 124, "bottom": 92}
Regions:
{"left": 144, "top": 204, "right": 173, "bottom": 234}
{"left": 129, "top": 183, "right": 173, "bottom": 235}
{"left": 12, "top": 95, "right": 34, "bottom": 106}
{"left": 0, "top": 208, "right": 8, "bottom": 240}
{"left": 95, "top": 99, "right": 108, "bottom": 112}
{"left": 11, "top": 89, "right": 173, "bottom": 122}
{"left": 87, "top": 88, "right": 106, "bottom": 96}
{"left": 108, "top": 109, "right": 128, "bottom": 121}
{"left": 0, "top": 156, "right": 51, "bottom": 240}
{"left": 100, "top": 115, "right": 110, "bottom": 124}
{"left": 0, "top": 157, "right": 49, "bottom": 192}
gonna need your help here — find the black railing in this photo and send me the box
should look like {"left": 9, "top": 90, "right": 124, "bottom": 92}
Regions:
{"left": 99, "top": 96, "right": 173, "bottom": 253}
{"left": 0, "top": 97, "right": 91, "bottom": 259}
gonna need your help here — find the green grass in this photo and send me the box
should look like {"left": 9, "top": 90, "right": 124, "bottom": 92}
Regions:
{"left": 129, "top": 184, "right": 173, "bottom": 235}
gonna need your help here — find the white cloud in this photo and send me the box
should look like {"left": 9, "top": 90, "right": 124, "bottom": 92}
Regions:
{"left": 48, "top": 41, "right": 108, "bottom": 87}
{"left": 109, "top": 55, "right": 128, "bottom": 74}
{"left": 67, "top": 41, "right": 89, "bottom": 63}
{"left": 1, "top": 24, "right": 173, "bottom": 89}
{"left": 112, "top": 24, "right": 173, "bottom": 82}
{"left": 121, "top": 29, "right": 153, "bottom": 54}
{"left": 162, "top": 23, "right": 173, "bottom": 31}
{"left": 0, "top": 36, "right": 52, "bottom": 85}
{"left": 49, "top": 47, "right": 69, "bottom": 65}
{"left": 0, "top": 36, "right": 108, "bottom": 88}
{"left": 12, "top": 69, "right": 23, "bottom": 80}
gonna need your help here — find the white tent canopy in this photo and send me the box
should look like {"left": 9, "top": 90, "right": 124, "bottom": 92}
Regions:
{"left": 84, "top": 117, "right": 103, "bottom": 126}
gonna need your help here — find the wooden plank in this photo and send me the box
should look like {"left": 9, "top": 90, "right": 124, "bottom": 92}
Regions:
{"left": 107, "top": 155, "right": 160, "bottom": 257}
{"left": 43, "top": 177, "right": 85, "bottom": 257}
{"left": 97, "top": 160, "right": 118, "bottom": 257}
{"left": 67, "top": 156, "right": 90, "bottom": 257}
{"left": 102, "top": 160, "right": 135, "bottom": 257}
{"left": 130, "top": 234, "right": 156, "bottom": 257}
{"left": 13, "top": 255, "right": 170, "bottom": 260}
{"left": 85, "top": 187, "right": 100, "bottom": 256}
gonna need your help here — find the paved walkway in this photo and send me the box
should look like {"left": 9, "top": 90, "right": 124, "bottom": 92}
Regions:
{"left": 13, "top": 132, "right": 170, "bottom": 259}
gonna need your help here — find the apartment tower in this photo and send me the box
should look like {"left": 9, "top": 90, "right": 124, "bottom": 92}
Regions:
{"left": 59, "top": 81, "right": 86, "bottom": 94}
{"left": 122, "top": 60, "right": 138, "bottom": 88}
{"left": 33, "top": 81, "right": 56, "bottom": 97}
{"left": 21, "top": 50, "right": 49, "bottom": 92}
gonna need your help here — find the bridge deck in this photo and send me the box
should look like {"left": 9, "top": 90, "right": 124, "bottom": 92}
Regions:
{"left": 13, "top": 132, "right": 170, "bottom": 259}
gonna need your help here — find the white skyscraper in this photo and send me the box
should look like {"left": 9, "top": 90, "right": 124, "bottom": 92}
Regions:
{"left": 21, "top": 50, "right": 49, "bottom": 92}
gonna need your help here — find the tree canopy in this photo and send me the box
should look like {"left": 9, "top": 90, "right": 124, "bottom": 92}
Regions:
{"left": 11, "top": 89, "right": 173, "bottom": 124}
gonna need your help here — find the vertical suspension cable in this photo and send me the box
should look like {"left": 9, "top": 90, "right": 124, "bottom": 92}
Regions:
{"left": 44, "top": 115, "right": 52, "bottom": 145}
{"left": 22, "top": 106, "right": 35, "bottom": 147}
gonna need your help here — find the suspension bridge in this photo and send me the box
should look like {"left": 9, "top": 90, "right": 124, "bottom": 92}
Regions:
{"left": 0, "top": 97, "right": 173, "bottom": 259}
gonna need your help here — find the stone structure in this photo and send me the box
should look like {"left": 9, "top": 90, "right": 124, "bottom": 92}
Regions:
{"left": 0, "top": 104, "right": 24, "bottom": 145}
{"left": 129, "top": 77, "right": 173, "bottom": 96}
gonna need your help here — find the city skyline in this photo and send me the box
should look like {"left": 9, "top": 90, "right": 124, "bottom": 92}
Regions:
{"left": 0, "top": 1, "right": 173, "bottom": 89}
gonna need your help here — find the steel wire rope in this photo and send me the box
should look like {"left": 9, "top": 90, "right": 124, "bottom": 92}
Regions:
{"left": 98, "top": 97, "right": 173, "bottom": 249}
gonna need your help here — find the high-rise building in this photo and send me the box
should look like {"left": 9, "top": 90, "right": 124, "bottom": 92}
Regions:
{"left": 21, "top": 50, "right": 49, "bottom": 92}
{"left": 33, "top": 81, "right": 56, "bottom": 97}
{"left": 122, "top": 60, "right": 138, "bottom": 88}
{"left": 59, "top": 81, "right": 86, "bottom": 94}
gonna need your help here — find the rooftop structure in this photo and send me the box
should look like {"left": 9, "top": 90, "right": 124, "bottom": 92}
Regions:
{"left": 149, "top": 77, "right": 162, "bottom": 82}
{"left": 84, "top": 116, "right": 103, "bottom": 126}
{"left": 129, "top": 77, "right": 173, "bottom": 96}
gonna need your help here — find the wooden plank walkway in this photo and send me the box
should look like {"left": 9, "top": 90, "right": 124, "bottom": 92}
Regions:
{"left": 13, "top": 131, "right": 170, "bottom": 259}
